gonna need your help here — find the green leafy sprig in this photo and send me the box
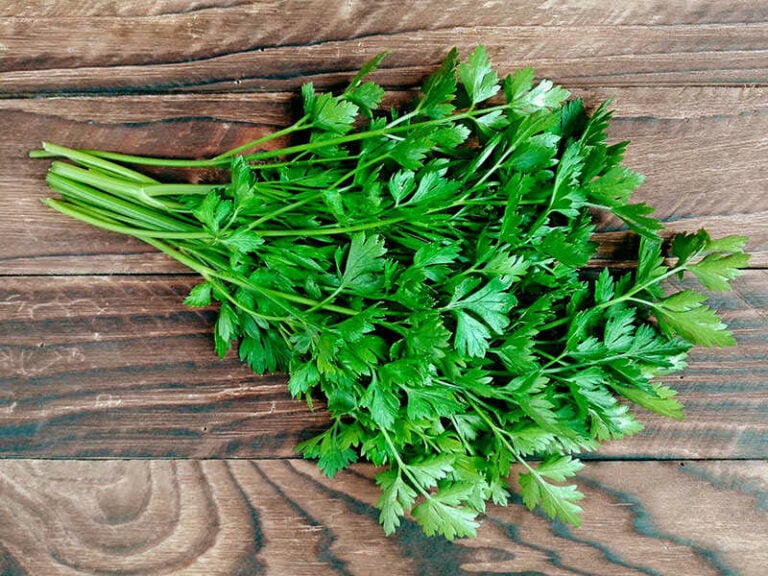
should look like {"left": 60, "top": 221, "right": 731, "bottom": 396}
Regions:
{"left": 32, "top": 46, "right": 749, "bottom": 539}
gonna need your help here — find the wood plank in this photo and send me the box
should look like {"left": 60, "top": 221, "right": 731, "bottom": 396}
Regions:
{"left": 4, "top": 0, "right": 768, "bottom": 23}
{"left": 3, "top": 86, "right": 767, "bottom": 274}
{"left": 0, "top": 275, "right": 330, "bottom": 458}
{"left": 1, "top": 1, "right": 767, "bottom": 95}
{"left": 0, "top": 458, "right": 765, "bottom": 575}
{"left": 1, "top": 271, "right": 765, "bottom": 459}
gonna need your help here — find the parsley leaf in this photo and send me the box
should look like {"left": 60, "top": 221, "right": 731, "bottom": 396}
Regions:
{"left": 519, "top": 456, "right": 585, "bottom": 526}
{"left": 184, "top": 282, "right": 212, "bottom": 307}
{"left": 656, "top": 291, "right": 735, "bottom": 347}
{"left": 689, "top": 252, "right": 750, "bottom": 292}
{"left": 418, "top": 48, "right": 458, "bottom": 118}
{"left": 458, "top": 45, "right": 500, "bottom": 106}
{"left": 411, "top": 498, "right": 480, "bottom": 540}
{"left": 310, "top": 92, "right": 359, "bottom": 134}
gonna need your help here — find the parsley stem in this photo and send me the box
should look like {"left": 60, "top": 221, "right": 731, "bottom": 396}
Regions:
{"left": 204, "top": 276, "right": 290, "bottom": 323}
{"left": 380, "top": 428, "right": 436, "bottom": 502}
{"left": 463, "top": 393, "right": 533, "bottom": 472}
{"left": 250, "top": 153, "right": 362, "bottom": 171}
{"left": 207, "top": 267, "right": 359, "bottom": 317}
{"left": 596, "top": 267, "right": 684, "bottom": 310}
{"left": 77, "top": 116, "right": 313, "bottom": 169}
{"left": 244, "top": 189, "right": 332, "bottom": 229}
{"left": 539, "top": 266, "right": 685, "bottom": 334}
{"left": 141, "top": 183, "right": 221, "bottom": 197}
{"left": 138, "top": 234, "right": 359, "bottom": 320}
{"left": 541, "top": 351, "right": 569, "bottom": 371}
{"left": 49, "top": 161, "right": 185, "bottom": 211}
{"left": 78, "top": 150, "right": 220, "bottom": 168}
{"left": 142, "top": 241, "right": 282, "bottom": 323}
{"left": 240, "top": 104, "right": 515, "bottom": 163}
{"left": 258, "top": 288, "right": 358, "bottom": 316}
{"left": 44, "top": 198, "right": 145, "bottom": 238}
{"left": 383, "top": 109, "right": 419, "bottom": 129}
{"left": 73, "top": 105, "right": 513, "bottom": 169}
{"left": 211, "top": 114, "right": 312, "bottom": 161}
{"left": 539, "top": 316, "right": 571, "bottom": 332}
{"left": 534, "top": 348, "right": 560, "bottom": 361}
{"left": 380, "top": 428, "right": 407, "bottom": 468}
{"left": 36, "top": 142, "right": 160, "bottom": 184}
{"left": 543, "top": 352, "right": 633, "bottom": 374}
{"left": 45, "top": 176, "right": 197, "bottom": 233}
{"left": 462, "top": 131, "right": 527, "bottom": 194}
{"left": 257, "top": 216, "right": 404, "bottom": 237}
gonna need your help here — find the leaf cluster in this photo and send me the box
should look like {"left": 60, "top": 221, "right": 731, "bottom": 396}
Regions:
{"left": 35, "top": 46, "right": 749, "bottom": 539}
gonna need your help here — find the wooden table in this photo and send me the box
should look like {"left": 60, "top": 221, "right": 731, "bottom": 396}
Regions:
{"left": 1, "top": 2, "right": 767, "bottom": 574}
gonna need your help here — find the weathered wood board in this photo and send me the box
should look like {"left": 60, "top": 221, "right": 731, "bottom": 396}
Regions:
{"left": 0, "top": 459, "right": 765, "bottom": 575}
{"left": 1, "top": 1, "right": 766, "bottom": 574}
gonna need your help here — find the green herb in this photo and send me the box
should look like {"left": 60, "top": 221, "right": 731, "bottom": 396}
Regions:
{"left": 32, "top": 46, "right": 748, "bottom": 539}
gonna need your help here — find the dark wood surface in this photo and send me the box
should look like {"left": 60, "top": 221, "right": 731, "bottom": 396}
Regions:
{"left": 1, "top": 1, "right": 767, "bottom": 574}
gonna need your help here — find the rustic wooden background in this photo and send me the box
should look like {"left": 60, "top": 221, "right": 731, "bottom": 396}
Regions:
{"left": 1, "top": 1, "right": 767, "bottom": 574}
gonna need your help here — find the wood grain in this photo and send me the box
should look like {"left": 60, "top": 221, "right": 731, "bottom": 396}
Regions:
{"left": 4, "top": 0, "right": 768, "bottom": 22}
{"left": 1, "top": 271, "right": 765, "bottom": 459}
{"left": 0, "top": 277, "right": 330, "bottom": 458}
{"left": 3, "top": 85, "right": 768, "bottom": 274}
{"left": 1, "top": 1, "right": 767, "bottom": 572}
{"left": 1, "top": 1, "right": 767, "bottom": 95}
{"left": 0, "top": 459, "right": 765, "bottom": 575}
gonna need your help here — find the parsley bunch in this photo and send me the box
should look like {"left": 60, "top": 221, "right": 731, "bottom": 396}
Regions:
{"left": 32, "top": 47, "right": 749, "bottom": 539}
